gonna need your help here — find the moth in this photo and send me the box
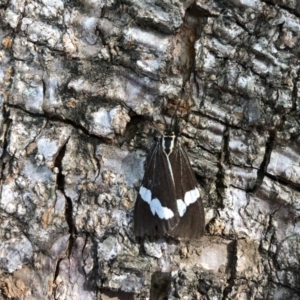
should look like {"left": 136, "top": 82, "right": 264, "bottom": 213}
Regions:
{"left": 134, "top": 111, "right": 205, "bottom": 239}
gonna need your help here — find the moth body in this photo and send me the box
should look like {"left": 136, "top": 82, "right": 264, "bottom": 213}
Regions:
{"left": 134, "top": 129, "right": 205, "bottom": 239}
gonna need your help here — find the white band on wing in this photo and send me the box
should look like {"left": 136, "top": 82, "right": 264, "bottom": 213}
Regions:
{"left": 176, "top": 199, "right": 187, "bottom": 217}
{"left": 176, "top": 187, "right": 200, "bottom": 217}
{"left": 184, "top": 187, "right": 200, "bottom": 206}
{"left": 139, "top": 186, "right": 174, "bottom": 220}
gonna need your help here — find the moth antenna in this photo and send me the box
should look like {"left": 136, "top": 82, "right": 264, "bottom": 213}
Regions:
{"left": 177, "top": 119, "right": 188, "bottom": 137}
{"left": 170, "top": 88, "right": 185, "bottom": 131}
{"left": 161, "top": 98, "right": 168, "bottom": 129}
{"left": 170, "top": 101, "right": 180, "bottom": 129}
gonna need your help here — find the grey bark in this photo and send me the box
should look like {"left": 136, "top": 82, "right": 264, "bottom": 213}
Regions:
{"left": 0, "top": 0, "right": 299, "bottom": 299}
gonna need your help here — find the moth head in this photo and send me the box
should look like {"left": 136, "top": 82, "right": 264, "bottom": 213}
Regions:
{"left": 163, "top": 129, "right": 175, "bottom": 136}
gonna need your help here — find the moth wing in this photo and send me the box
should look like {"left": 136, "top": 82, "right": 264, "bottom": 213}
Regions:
{"left": 134, "top": 142, "right": 180, "bottom": 237}
{"left": 168, "top": 144, "right": 205, "bottom": 239}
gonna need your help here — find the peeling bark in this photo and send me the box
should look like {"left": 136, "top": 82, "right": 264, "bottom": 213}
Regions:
{"left": 0, "top": 0, "right": 300, "bottom": 299}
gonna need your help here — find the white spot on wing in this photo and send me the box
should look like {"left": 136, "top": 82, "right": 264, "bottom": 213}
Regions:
{"left": 184, "top": 187, "right": 200, "bottom": 206}
{"left": 139, "top": 186, "right": 174, "bottom": 220}
{"left": 177, "top": 199, "right": 187, "bottom": 217}
{"left": 139, "top": 186, "right": 152, "bottom": 204}
{"left": 151, "top": 198, "right": 174, "bottom": 219}
{"left": 176, "top": 188, "right": 200, "bottom": 216}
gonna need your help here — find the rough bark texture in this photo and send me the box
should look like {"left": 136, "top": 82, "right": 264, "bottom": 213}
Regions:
{"left": 0, "top": 0, "right": 300, "bottom": 299}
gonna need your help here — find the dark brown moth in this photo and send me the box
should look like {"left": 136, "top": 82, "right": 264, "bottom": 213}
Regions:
{"left": 134, "top": 113, "right": 205, "bottom": 239}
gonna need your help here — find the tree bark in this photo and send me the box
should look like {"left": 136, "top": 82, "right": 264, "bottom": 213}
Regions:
{"left": 0, "top": 0, "right": 299, "bottom": 299}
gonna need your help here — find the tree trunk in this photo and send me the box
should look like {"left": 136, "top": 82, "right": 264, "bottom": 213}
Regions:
{"left": 0, "top": 0, "right": 299, "bottom": 299}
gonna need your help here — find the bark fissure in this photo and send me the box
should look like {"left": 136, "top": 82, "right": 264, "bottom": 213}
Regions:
{"left": 0, "top": 109, "right": 12, "bottom": 181}
{"left": 6, "top": 103, "right": 110, "bottom": 144}
{"left": 248, "top": 130, "right": 275, "bottom": 193}
{"left": 54, "top": 139, "right": 76, "bottom": 259}
{"left": 222, "top": 240, "right": 238, "bottom": 300}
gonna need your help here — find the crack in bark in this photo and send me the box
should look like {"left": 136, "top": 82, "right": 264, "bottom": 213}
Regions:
{"left": 53, "top": 138, "right": 76, "bottom": 258}
{"left": 222, "top": 127, "right": 230, "bottom": 166}
{"left": 93, "top": 147, "right": 101, "bottom": 182}
{"left": 222, "top": 240, "right": 238, "bottom": 300}
{"left": 191, "top": 110, "right": 256, "bottom": 133}
{"left": 53, "top": 257, "right": 64, "bottom": 286}
{"left": 6, "top": 103, "right": 110, "bottom": 144}
{"left": 0, "top": 107, "right": 12, "bottom": 181}
{"left": 265, "top": 171, "right": 300, "bottom": 192}
{"left": 52, "top": 138, "right": 76, "bottom": 295}
{"left": 247, "top": 130, "right": 275, "bottom": 193}
{"left": 214, "top": 126, "right": 230, "bottom": 209}
{"left": 268, "top": 279, "right": 300, "bottom": 295}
